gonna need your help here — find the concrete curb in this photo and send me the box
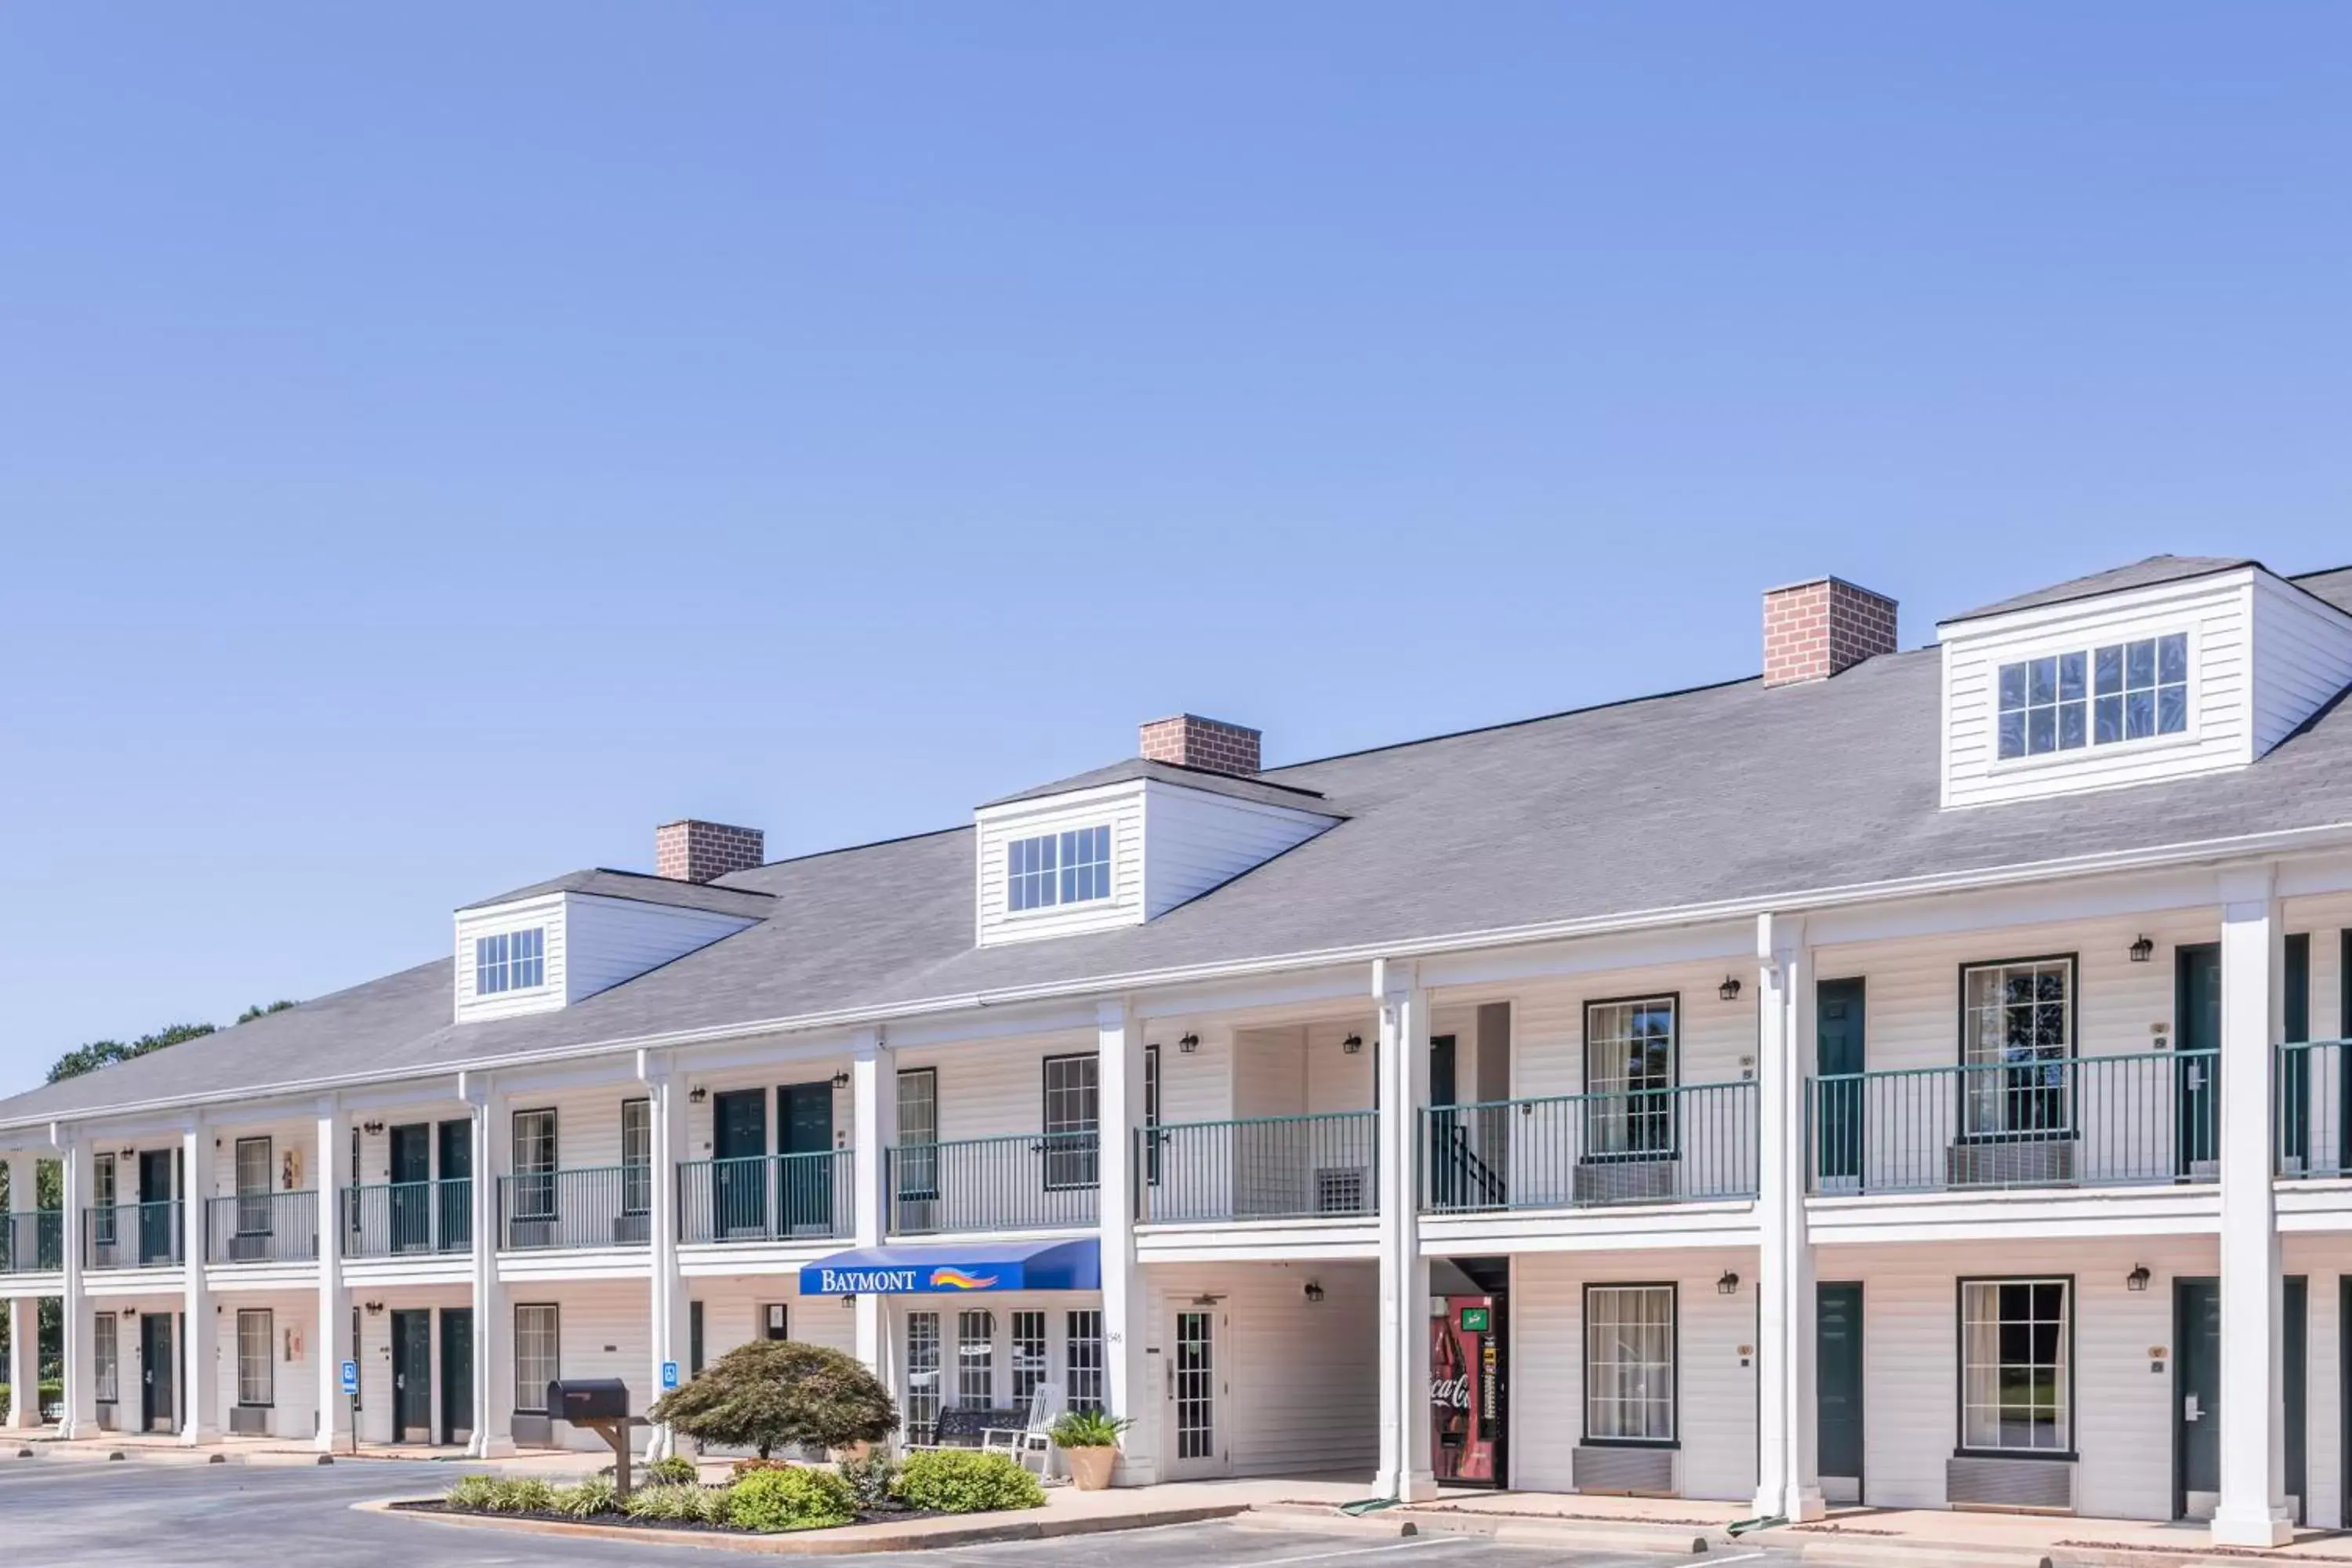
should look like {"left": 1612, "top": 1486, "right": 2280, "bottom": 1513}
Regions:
{"left": 355, "top": 1497, "right": 1253, "bottom": 1554}
{"left": 1248, "top": 1502, "right": 1723, "bottom": 1556}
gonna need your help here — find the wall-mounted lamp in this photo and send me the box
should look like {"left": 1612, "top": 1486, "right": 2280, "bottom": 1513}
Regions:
{"left": 1178, "top": 1033, "right": 1200, "bottom": 1054}
{"left": 118, "top": 1148, "right": 136, "bottom": 1161}
{"left": 840, "top": 1294, "right": 856, "bottom": 1309}
{"left": 1719, "top": 976, "right": 1743, "bottom": 1003}
{"left": 119, "top": 1306, "right": 138, "bottom": 1319}
{"left": 688, "top": 1087, "right": 707, "bottom": 1104}
{"left": 364, "top": 1301, "right": 385, "bottom": 1316}
{"left": 2129, "top": 935, "right": 2155, "bottom": 964}
{"left": 2127, "top": 1265, "right": 2151, "bottom": 1293}
{"left": 1304, "top": 1282, "right": 1325, "bottom": 1304}
{"left": 361, "top": 1120, "right": 385, "bottom": 1136}
{"left": 831, "top": 1071, "right": 851, "bottom": 1091}
{"left": 1341, "top": 1034, "right": 1363, "bottom": 1056}
{"left": 1716, "top": 1271, "right": 1740, "bottom": 1296}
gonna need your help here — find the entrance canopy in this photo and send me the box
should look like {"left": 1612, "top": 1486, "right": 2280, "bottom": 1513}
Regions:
{"left": 798, "top": 1237, "right": 1101, "bottom": 1296}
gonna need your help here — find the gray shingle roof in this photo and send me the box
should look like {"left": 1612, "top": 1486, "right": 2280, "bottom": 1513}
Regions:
{"left": 1945, "top": 555, "right": 2253, "bottom": 623}
{"left": 2293, "top": 564, "right": 2352, "bottom": 615}
{"left": 980, "top": 757, "right": 1334, "bottom": 811}
{"left": 9, "top": 557, "right": 2352, "bottom": 1129}
{"left": 457, "top": 869, "right": 776, "bottom": 918}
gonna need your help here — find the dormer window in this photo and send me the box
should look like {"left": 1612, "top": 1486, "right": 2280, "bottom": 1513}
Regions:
{"left": 1996, "top": 633, "right": 2187, "bottom": 760}
{"left": 475, "top": 927, "right": 546, "bottom": 996}
{"left": 1007, "top": 825, "right": 1112, "bottom": 913}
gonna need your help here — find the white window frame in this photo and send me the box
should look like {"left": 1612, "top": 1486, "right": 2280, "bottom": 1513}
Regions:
{"left": 1584, "top": 1283, "right": 1676, "bottom": 1445}
{"left": 236, "top": 1308, "right": 274, "bottom": 1407}
{"left": 1959, "top": 956, "right": 2075, "bottom": 1141}
{"left": 1959, "top": 1277, "right": 2072, "bottom": 1454}
{"left": 474, "top": 926, "right": 547, "bottom": 996}
{"left": 1005, "top": 824, "right": 1112, "bottom": 914}
{"left": 514, "top": 1303, "right": 560, "bottom": 1414}
{"left": 1994, "top": 630, "right": 2193, "bottom": 765}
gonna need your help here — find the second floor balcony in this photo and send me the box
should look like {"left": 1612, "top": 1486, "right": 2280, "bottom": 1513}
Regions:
{"left": 1140, "top": 1112, "right": 1377, "bottom": 1224}
{"left": 679, "top": 1151, "right": 852, "bottom": 1244}
{"left": 887, "top": 1132, "right": 1098, "bottom": 1236}
{"left": 499, "top": 1166, "right": 651, "bottom": 1251}
{"left": 1, "top": 1210, "right": 64, "bottom": 1274}
{"left": 85, "top": 1200, "right": 181, "bottom": 1269}
{"left": 1419, "top": 1081, "right": 1759, "bottom": 1214}
{"left": 343, "top": 1179, "right": 474, "bottom": 1258}
{"left": 203, "top": 1190, "right": 318, "bottom": 1265}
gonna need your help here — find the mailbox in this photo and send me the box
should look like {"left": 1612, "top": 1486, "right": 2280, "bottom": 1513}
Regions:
{"left": 549, "top": 1378, "right": 632, "bottom": 1424}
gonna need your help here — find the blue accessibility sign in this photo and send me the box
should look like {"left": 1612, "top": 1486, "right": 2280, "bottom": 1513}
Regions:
{"left": 661, "top": 1361, "right": 680, "bottom": 1391}
{"left": 339, "top": 1359, "right": 359, "bottom": 1396}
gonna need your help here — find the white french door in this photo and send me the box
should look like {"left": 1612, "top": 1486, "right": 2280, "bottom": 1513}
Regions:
{"left": 1163, "top": 1305, "right": 1227, "bottom": 1478}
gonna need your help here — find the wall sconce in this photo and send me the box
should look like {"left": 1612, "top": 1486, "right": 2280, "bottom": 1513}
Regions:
{"left": 1304, "top": 1282, "right": 1325, "bottom": 1304}
{"left": 364, "top": 1301, "right": 385, "bottom": 1316}
{"left": 1178, "top": 1033, "right": 1200, "bottom": 1054}
{"left": 840, "top": 1294, "right": 856, "bottom": 1309}
{"left": 120, "top": 1306, "right": 138, "bottom": 1319}
{"left": 1341, "top": 1034, "right": 1363, "bottom": 1055}
{"left": 361, "top": 1120, "right": 385, "bottom": 1136}
{"left": 2127, "top": 1265, "right": 2151, "bottom": 1293}
{"left": 2129, "top": 935, "right": 2154, "bottom": 964}
{"left": 831, "top": 1071, "right": 851, "bottom": 1091}
{"left": 688, "top": 1087, "right": 707, "bottom": 1104}
{"left": 1716, "top": 1271, "right": 1740, "bottom": 1296}
{"left": 118, "top": 1148, "right": 136, "bottom": 1161}
{"left": 1719, "top": 976, "right": 1743, "bottom": 1002}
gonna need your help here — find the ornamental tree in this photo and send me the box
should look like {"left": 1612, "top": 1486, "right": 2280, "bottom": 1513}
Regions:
{"left": 649, "top": 1339, "right": 898, "bottom": 1460}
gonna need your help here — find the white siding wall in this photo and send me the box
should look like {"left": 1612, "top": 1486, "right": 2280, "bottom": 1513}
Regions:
{"left": 1941, "top": 570, "right": 2254, "bottom": 809}
{"left": 681, "top": 1063, "right": 852, "bottom": 1160}
{"left": 1511, "top": 1248, "right": 1758, "bottom": 1501}
{"left": 2282, "top": 1236, "right": 2349, "bottom": 1531}
{"left": 2252, "top": 572, "right": 2352, "bottom": 757}
{"left": 1138, "top": 781, "right": 1335, "bottom": 919}
{"left": 973, "top": 783, "right": 1149, "bottom": 947}
{"left": 205, "top": 1120, "right": 316, "bottom": 1198}
{"left": 1232, "top": 1026, "right": 1307, "bottom": 1121}
{"left": 691, "top": 1279, "right": 857, "bottom": 1367}
{"left": 562, "top": 895, "right": 757, "bottom": 1004}
{"left": 210, "top": 1289, "right": 318, "bottom": 1441}
{"left": 1304, "top": 1018, "right": 1378, "bottom": 1116}
{"left": 510, "top": 1280, "right": 652, "bottom": 1452}
{"left": 504, "top": 1083, "right": 643, "bottom": 1173}
{"left": 452, "top": 895, "right": 568, "bottom": 1022}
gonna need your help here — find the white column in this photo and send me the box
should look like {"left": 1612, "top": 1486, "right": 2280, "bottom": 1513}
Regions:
{"left": 1752, "top": 914, "right": 1824, "bottom": 1522}
{"left": 2212, "top": 866, "right": 2292, "bottom": 1548}
{"left": 1097, "top": 1001, "right": 1157, "bottom": 1485}
{"left": 179, "top": 1120, "right": 216, "bottom": 1444}
{"left": 58, "top": 1132, "right": 94, "bottom": 1439}
{"left": 640, "top": 1052, "right": 688, "bottom": 1459}
{"left": 850, "top": 1029, "right": 895, "bottom": 1381}
{"left": 5, "top": 1150, "right": 33, "bottom": 1430}
{"left": 1373, "top": 960, "right": 1435, "bottom": 1502}
{"left": 314, "top": 1102, "right": 350, "bottom": 1452}
{"left": 469, "top": 1080, "right": 513, "bottom": 1457}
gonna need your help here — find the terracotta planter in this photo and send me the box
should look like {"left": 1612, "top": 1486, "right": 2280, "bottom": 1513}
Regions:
{"left": 1063, "top": 1445, "right": 1117, "bottom": 1491}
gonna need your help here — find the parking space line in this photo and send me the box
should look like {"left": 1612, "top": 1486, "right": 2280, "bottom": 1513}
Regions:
{"left": 1239, "top": 1537, "right": 1480, "bottom": 1566}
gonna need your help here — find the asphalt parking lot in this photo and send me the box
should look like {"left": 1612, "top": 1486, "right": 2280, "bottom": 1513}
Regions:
{"left": 0, "top": 1458, "right": 1806, "bottom": 1567}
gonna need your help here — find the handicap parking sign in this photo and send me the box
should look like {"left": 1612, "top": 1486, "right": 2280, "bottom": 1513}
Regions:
{"left": 661, "top": 1361, "right": 680, "bottom": 1391}
{"left": 339, "top": 1359, "right": 359, "bottom": 1396}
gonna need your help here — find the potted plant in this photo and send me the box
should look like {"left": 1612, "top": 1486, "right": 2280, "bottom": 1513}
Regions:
{"left": 1048, "top": 1410, "right": 1131, "bottom": 1491}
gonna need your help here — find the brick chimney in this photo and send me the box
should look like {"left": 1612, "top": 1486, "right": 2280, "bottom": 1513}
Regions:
{"left": 1139, "top": 713, "right": 1261, "bottom": 776}
{"left": 655, "top": 819, "right": 764, "bottom": 884}
{"left": 1762, "top": 578, "right": 1898, "bottom": 686}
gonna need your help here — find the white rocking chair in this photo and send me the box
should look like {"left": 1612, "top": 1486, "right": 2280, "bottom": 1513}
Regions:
{"left": 981, "top": 1381, "right": 1063, "bottom": 1476}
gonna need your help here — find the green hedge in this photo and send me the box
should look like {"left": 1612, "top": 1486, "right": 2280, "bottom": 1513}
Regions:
{"left": 728, "top": 1466, "right": 855, "bottom": 1533}
{"left": 895, "top": 1450, "right": 1046, "bottom": 1514}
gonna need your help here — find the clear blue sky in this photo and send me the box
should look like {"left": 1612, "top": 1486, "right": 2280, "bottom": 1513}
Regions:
{"left": 3, "top": 5, "right": 2347, "bottom": 1090}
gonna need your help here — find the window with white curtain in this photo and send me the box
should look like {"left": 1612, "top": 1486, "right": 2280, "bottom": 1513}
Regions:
{"left": 234, "top": 1137, "right": 273, "bottom": 1235}
{"left": 1042, "top": 1054, "right": 1099, "bottom": 1190}
{"left": 1961, "top": 1279, "right": 2071, "bottom": 1452}
{"left": 514, "top": 1304, "right": 560, "bottom": 1413}
{"left": 237, "top": 1308, "right": 274, "bottom": 1406}
{"left": 621, "top": 1098, "right": 652, "bottom": 1215}
{"left": 1584, "top": 1284, "right": 1676, "bottom": 1443}
{"left": 93, "top": 1314, "right": 118, "bottom": 1405}
{"left": 1961, "top": 958, "right": 2073, "bottom": 1138}
{"left": 512, "top": 1109, "right": 557, "bottom": 1219}
{"left": 1584, "top": 997, "right": 1677, "bottom": 1158}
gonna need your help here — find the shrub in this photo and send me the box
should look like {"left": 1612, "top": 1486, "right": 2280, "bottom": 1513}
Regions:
{"left": 1049, "top": 1410, "right": 1131, "bottom": 1450}
{"left": 489, "top": 1477, "right": 555, "bottom": 1514}
{"left": 727, "top": 1465, "right": 857, "bottom": 1534}
{"left": 730, "top": 1455, "right": 791, "bottom": 1478}
{"left": 838, "top": 1450, "right": 898, "bottom": 1512}
{"left": 622, "top": 1482, "right": 711, "bottom": 1523}
{"left": 551, "top": 1475, "right": 618, "bottom": 1518}
{"left": 445, "top": 1474, "right": 500, "bottom": 1512}
{"left": 698, "top": 1483, "right": 736, "bottom": 1525}
{"left": 650, "top": 1340, "right": 898, "bottom": 1460}
{"left": 895, "top": 1450, "right": 1046, "bottom": 1514}
{"left": 643, "top": 1454, "right": 699, "bottom": 1486}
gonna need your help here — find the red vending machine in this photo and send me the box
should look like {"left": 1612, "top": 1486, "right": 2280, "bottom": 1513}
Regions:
{"left": 1431, "top": 1294, "right": 1504, "bottom": 1485}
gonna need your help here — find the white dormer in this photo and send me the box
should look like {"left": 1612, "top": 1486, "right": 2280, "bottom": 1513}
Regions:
{"left": 1938, "top": 557, "right": 2352, "bottom": 809}
{"left": 973, "top": 756, "right": 1340, "bottom": 949}
{"left": 452, "top": 871, "right": 771, "bottom": 1022}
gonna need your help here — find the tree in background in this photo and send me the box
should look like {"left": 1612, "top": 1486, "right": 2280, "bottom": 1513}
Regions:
{"left": 237, "top": 1000, "right": 296, "bottom": 1024}
{"left": 45, "top": 1000, "right": 300, "bottom": 1085}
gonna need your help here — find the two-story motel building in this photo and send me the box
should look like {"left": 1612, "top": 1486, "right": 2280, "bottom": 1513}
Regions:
{"left": 4, "top": 554, "right": 2352, "bottom": 1548}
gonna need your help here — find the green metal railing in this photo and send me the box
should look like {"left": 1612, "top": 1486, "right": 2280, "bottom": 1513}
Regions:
{"left": 85, "top": 1200, "right": 182, "bottom": 1269}
{"left": 887, "top": 1132, "right": 1099, "bottom": 1235}
{"left": 0, "top": 1210, "right": 63, "bottom": 1274}
{"left": 498, "top": 1166, "right": 650, "bottom": 1250}
{"left": 204, "top": 1190, "right": 318, "bottom": 1264}
{"left": 1140, "top": 1112, "right": 1377, "bottom": 1223}
{"left": 1418, "top": 1082, "right": 1758, "bottom": 1213}
{"left": 2277, "top": 1040, "right": 2352, "bottom": 1177}
{"left": 343, "top": 1179, "right": 474, "bottom": 1256}
{"left": 1808, "top": 1049, "right": 2215, "bottom": 1194}
{"left": 679, "top": 1151, "right": 852, "bottom": 1243}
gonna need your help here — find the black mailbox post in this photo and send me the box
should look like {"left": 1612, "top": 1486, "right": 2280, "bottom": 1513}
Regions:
{"left": 547, "top": 1379, "right": 643, "bottom": 1497}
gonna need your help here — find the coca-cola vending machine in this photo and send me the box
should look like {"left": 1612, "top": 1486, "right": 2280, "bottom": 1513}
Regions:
{"left": 1431, "top": 1294, "right": 1504, "bottom": 1485}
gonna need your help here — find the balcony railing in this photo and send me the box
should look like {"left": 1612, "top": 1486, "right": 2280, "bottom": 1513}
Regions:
{"left": 498, "top": 1167, "right": 652, "bottom": 1251}
{"left": 1139, "top": 1112, "right": 1378, "bottom": 1224}
{"left": 343, "top": 1179, "right": 473, "bottom": 1258}
{"left": 679, "top": 1152, "right": 852, "bottom": 1244}
{"left": 0, "top": 1210, "right": 64, "bottom": 1274}
{"left": 204, "top": 1191, "right": 318, "bottom": 1265}
{"left": 85, "top": 1201, "right": 183, "bottom": 1269}
{"left": 1808, "top": 1049, "right": 2216, "bottom": 1195}
{"left": 2277, "top": 1040, "right": 2352, "bottom": 1177}
{"left": 1419, "top": 1082, "right": 1759, "bottom": 1214}
{"left": 887, "top": 1133, "right": 1099, "bottom": 1236}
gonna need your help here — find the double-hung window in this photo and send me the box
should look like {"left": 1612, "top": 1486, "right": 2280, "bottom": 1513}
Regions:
{"left": 514, "top": 1304, "right": 561, "bottom": 1414}
{"left": 620, "top": 1098, "right": 652, "bottom": 1216}
{"left": 1042, "top": 1054, "right": 1099, "bottom": 1190}
{"left": 1005, "top": 825, "right": 1112, "bottom": 913}
{"left": 1144, "top": 1044, "right": 1162, "bottom": 1187}
{"left": 236, "top": 1308, "right": 274, "bottom": 1407}
{"left": 1996, "top": 633, "right": 2188, "bottom": 760}
{"left": 474, "top": 927, "right": 546, "bottom": 996}
{"left": 1960, "top": 1278, "right": 2071, "bottom": 1454}
{"left": 1960, "top": 957, "right": 2074, "bottom": 1139}
{"left": 93, "top": 1153, "right": 118, "bottom": 1249}
{"left": 93, "top": 1314, "right": 119, "bottom": 1406}
{"left": 896, "top": 1069, "right": 939, "bottom": 1203}
{"left": 1584, "top": 1284, "right": 1676, "bottom": 1444}
{"left": 1584, "top": 996, "right": 1678, "bottom": 1160}
{"left": 512, "top": 1109, "right": 557, "bottom": 1221}
{"left": 234, "top": 1136, "right": 273, "bottom": 1236}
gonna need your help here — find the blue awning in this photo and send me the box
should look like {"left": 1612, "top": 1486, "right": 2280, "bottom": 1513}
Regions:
{"left": 799, "top": 1238, "right": 1101, "bottom": 1296}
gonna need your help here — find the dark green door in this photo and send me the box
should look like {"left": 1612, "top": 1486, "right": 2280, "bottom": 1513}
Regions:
{"left": 1817, "top": 979, "right": 1867, "bottom": 1185}
{"left": 1817, "top": 1282, "right": 1864, "bottom": 1500}
{"left": 779, "top": 1083, "right": 833, "bottom": 1234}
{"left": 2281, "top": 936, "right": 2313, "bottom": 1170}
{"left": 712, "top": 1090, "right": 768, "bottom": 1236}
{"left": 1428, "top": 1034, "right": 1465, "bottom": 1208}
{"left": 439, "top": 1308, "right": 473, "bottom": 1446}
{"left": 436, "top": 1120, "right": 473, "bottom": 1250}
{"left": 140, "top": 1312, "right": 174, "bottom": 1432}
{"left": 390, "top": 1309, "right": 432, "bottom": 1441}
{"left": 137, "top": 1149, "right": 176, "bottom": 1265}
{"left": 2176, "top": 946, "right": 2221, "bottom": 1178}
{"left": 389, "top": 1123, "right": 430, "bottom": 1251}
{"left": 2288, "top": 1276, "right": 2307, "bottom": 1525}
{"left": 2176, "top": 1276, "right": 2221, "bottom": 1517}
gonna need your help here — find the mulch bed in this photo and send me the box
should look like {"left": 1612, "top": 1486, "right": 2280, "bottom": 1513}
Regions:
{"left": 391, "top": 1500, "right": 947, "bottom": 1535}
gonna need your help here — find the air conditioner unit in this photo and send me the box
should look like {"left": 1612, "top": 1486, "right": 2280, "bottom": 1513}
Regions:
{"left": 1573, "top": 1444, "right": 1673, "bottom": 1495}
{"left": 1574, "top": 1160, "right": 1677, "bottom": 1206}
{"left": 895, "top": 1199, "right": 939, "bottom": 1236}
{"left": 227, "top": 1233, "right": 272, "bottom": 1262}
{"left": 1947, "top": 1455, "right": 2074, "bottom": 1512}
{"left": 229, "top": 1405, "right": 270, "bottom": 1436}
{"left": 1313, "top": 1167, "right": 1369, "bottom": 1215}
{"left": 506, "top": 1219, "right": 557, "bottom": 1250}
{"left": 1945, "top": 1139, "right": 2077, "bottom": 1189}
{"left": 612, "top": 1213, "right": 652, "bottom": 1247}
